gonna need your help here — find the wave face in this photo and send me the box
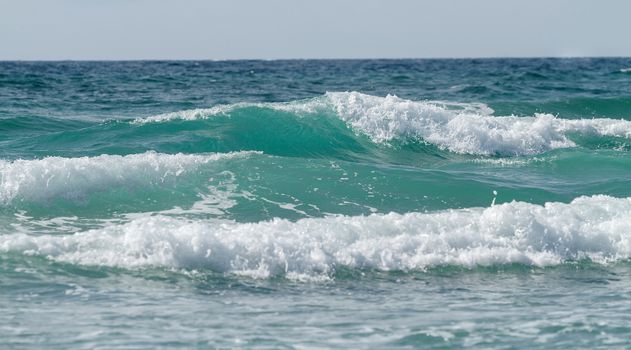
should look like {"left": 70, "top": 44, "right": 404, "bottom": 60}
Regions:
{"left": 3, "top": 195, "right": 630, "bottom": 280}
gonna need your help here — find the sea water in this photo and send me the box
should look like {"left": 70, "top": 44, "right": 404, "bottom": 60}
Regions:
{"left": 2, "top": 59, "right": 631, "bottom": 348}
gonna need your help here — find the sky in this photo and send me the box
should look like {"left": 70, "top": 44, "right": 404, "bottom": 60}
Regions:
{"left": 1, "top": 0, "right": 630, "bottom": 60}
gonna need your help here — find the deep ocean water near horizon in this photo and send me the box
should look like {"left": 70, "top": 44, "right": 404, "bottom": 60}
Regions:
{"left": 2, "top": 58, "right": 631, "bottom": 348}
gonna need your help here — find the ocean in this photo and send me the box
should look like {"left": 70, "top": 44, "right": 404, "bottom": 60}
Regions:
{"left": 2, "top": 58, "right": 631, "bottom": 348}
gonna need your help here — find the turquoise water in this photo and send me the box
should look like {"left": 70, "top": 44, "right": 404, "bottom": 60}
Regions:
{"left": 2, "top": 59, "right": 631, "bottom": 348}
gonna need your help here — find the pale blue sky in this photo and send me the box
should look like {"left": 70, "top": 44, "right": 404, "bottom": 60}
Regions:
{"left": 1, "top": 0, "right": 630, "bottom": 60}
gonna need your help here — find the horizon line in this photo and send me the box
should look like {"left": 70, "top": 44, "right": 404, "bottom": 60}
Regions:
{"left": 2, "top": 55, "right": 631, "bottom": 63}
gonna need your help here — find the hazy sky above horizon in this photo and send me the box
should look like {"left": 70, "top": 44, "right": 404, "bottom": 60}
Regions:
{"left": 1, "top": 0, "right": 630, "bottom": 60}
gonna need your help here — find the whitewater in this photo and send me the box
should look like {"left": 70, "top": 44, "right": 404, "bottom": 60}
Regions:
{"left": 3, "top": 195, "right": 631, "bottom": 281}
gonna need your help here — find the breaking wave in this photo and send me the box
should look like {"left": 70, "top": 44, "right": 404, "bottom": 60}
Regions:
{"left": 133, "top": 92, "right": 631, "bottom": 156}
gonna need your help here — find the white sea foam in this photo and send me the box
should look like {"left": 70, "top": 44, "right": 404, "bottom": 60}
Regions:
{"left": 2, "top": 195, "right": 631, "bottom": 280}
{"left": 0, "top": 151, "right": 257, "bottom": 204}
{"left": 134, "top": 92, "right": 631, "bottom": 156}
